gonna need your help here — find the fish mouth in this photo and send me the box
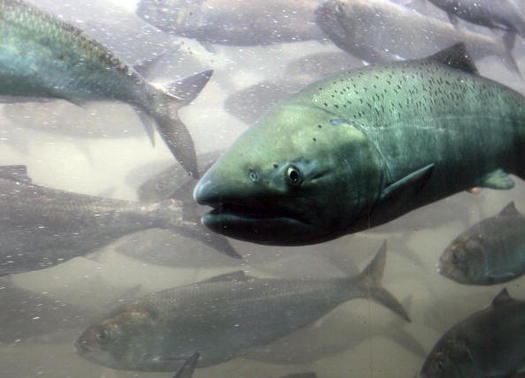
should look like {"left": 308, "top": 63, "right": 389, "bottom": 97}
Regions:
{"left": 201, "top": 201, "right": 315, "bottom": 245}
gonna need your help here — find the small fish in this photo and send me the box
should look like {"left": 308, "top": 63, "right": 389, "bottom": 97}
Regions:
{"left": 194, "top": 44, "right": 525, "bottom": 245}
{"left": 75, "top": 242, "right": 409, "bottom": 371}
{"left": 420, "top": 289, "right": 525, "bottom": 377}
{"left": 136, "top": 0, "right": 325, "bottom": 47}
{"left": 0, "top": 0, "right": 212, "bottom": 177}
{"left": 439, "top": 201, "right": 525, "bottom": 285}
{"left": 315, "top": 0, "right": 520, "bottom": 73}
{"left": 426, "top": 0, "right": 525, "bottom": 62}
{"left": 0, "top": 165, "right": 238, "bottom": 276}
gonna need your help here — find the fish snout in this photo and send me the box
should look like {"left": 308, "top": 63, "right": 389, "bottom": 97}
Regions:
{"left": 74, "top": 336, "right": 92, "bottom": 355}
{"left": 193, "top": 170, "right": 222, "bottom": 206}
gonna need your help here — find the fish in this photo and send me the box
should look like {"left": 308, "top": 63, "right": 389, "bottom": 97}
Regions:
{"left": 315, "top": 0, "right": 520, "bottom": 73}
{"left": 420, "top": 288, "right": 525, "bottom": 377}
{"left": 426, "top": 0, "right": 525, "bottom": 58}
{"left": 438, "top": 201, "right": 525, "bottom": 285}
{"left": 136, "top": 0, "right": 325, "bottom": 47}
{"left": 75, "top": 242, "right": 409, "bottom": 371}
{"left": 0, "top": 0, "right": 212, "bottom": 177}
{"left": 193, "top": 43, "right": 525, "bottom": 245}
{"left": 0, "top": 165, "right": 238, "bottom": 276}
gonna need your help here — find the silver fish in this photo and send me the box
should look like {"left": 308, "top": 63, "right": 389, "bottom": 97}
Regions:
{"left": 0, "top": 0, "right": 212, "bottom": 177}
{"left": 439, "top": 201, "right": 525, "bottom": 285}
{"left": 420, "top": 289, "right": 525, "bottom": 377}
{"left": 427, "top": 0, "right": 525, "bottom": 59}
{"left": 75, "top": 242, "right": 409, "bottom": 371}
{"left": 136, "top": 0, "right": 325, "bottom": 47}
{"left": 0, "top": 165, "right": 237, "bottom": 276}
{"left": 316, "top": 0, "right": 520, "bottom": 73}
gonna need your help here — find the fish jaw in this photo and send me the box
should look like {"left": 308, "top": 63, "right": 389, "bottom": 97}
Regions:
{"left": 193, "top": 102, "right": 384, "bottom": 245}
{"left": 194, "top": 167, "right": 320, "bottom": 245}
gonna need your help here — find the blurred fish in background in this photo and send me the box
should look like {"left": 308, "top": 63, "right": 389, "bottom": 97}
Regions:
{"left": 75, "top": 243, "right": 409, "bottom": 371}
{"left": 0, "top": 164, "right": 238, "bottom": 276}
{"left": 439, "top": 201, "right": 525, "bottom": 285}
{"left": 136, "top": 0, "right": 326, "bottom": 48}
{"left": 0, "top": 0, "right": 212, "bottom": 177}
{"left": 420, "top": 289, "right": 525, "bottom": 377}
{"left": 316, "top": 0, "right": 520, "bottom": 73}
{"left": 425, "top": 0, "right": 525, "bottom": 61}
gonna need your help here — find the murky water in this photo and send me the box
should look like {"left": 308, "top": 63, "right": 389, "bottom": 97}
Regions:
{"left": 1, "top": 0, "right": 525, "bottom": 377}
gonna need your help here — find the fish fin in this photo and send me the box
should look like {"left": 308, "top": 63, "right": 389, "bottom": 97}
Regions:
{"left": 0, "top": 165, "right": 31, "bottom": 183}
{"left": 175, "top": 222, "right": 242, "bottom": 259}
{"left": 385, "top": 296, "right": 427, "bottom": 358}
{"left": 356, "top": 241, "right": 411, "bottom": 322}
{"left": 502, "top": 31, "right": 522, "bottom": 77}
{"left": 150, "top": 71, "right": 213, "bottom": 179}
{"left": 164, "top": 70, "right": 213, "bottom": 105}
{"left": 491, "top": 288, "right": 515, "bottom": 307}
{"left": 174, "top": 353, "right": 200, "bottom": 378}
{"left": 133, "top": 106, "right": 156, "bottom": 146}
{"left": 96, "top": 187, "right": 116, "bottom": 199}
{"left": 198, "top": 41, "right": 217, "bottom": 53}
{"left": 380, "top": 164, "right": 434, "bottom": 201}
{"left": 499, "top": 201, "right": 520, "bottom": 216}
{"left": 426, "top": 43, "right": 478, "bottom": 75}
{"left": 478, "top": 169, "right": 515, "bottom": 190}
{"left": 446, "top": 12, "right": 459, "bottom": 27}
{"left": 200, "top": 271, "right": 251, "bottom": 283}
{"left": 133, "top": 48, "right": 170, "bottom": 78}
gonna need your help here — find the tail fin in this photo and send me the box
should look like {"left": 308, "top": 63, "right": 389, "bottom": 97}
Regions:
{"left": 357, "top": 241, "right": 411, "bottom": 322}
{"left": 384, "top": 296, "right": 427, "bottom": 358}
{"left": 501, "top": 31, "right": 522, "bottom": 77}
{"left": 148, "top": 70, "right": 213, "bottom": 179}
{"left": 174, "top": 353, "right": 199, "bottom": 378}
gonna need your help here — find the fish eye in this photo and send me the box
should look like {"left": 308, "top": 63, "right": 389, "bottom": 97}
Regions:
{"left": 95, "top": 327, "right": 111, "bottom": 345}
{"left": 248, "top": 170, "right": 259, "bottom": 183}
{"left": 286, "top": 165, "right": 303, "bottom": 187}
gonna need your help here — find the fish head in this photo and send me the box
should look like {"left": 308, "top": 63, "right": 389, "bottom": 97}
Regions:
{"left": 75, "top": 303, "right": 164, "bottom": 371}
{"left": 194, "top": 104, "right": 383, "bottom": 245}
{"left": 420, "top": 336, "right": 472, "bottom": 377}
{"left": 136, "top": 0, "right": 205, "bottom": 33}
{"left": 438, "top": 233, "right": 487, "bottom": 285}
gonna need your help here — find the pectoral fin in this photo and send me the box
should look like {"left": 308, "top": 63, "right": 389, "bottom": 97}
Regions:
{"left": 174, "top": 353, "right": 199, "bottom": 378}
{"left": 0, "top": 165, "right": 31, "bottom": 183}
{"left": 446, "top": 12, "right": 459, "bottom": 27}
{"left": 479, "top": 169, "right": 515, "bottom": 190}
{"left": 380, "top": 164, "right": 434, "bottom": 201}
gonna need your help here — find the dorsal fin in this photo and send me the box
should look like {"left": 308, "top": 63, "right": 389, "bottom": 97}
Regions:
{"left": 491, "top": 288, "right": 515, "bottom": 307}
{"left": 0, "top": 165, "right": 31, "bottom": 183}
{"left": 499, "top": 201, "right": 520, "bottom": 217}
{"left": 426, "top": 43, "right": 478, "bottom": 75}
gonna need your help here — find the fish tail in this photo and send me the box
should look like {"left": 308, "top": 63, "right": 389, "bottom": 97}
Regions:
{"left": 501, "top": 32, "right": 522, "bottom": 77}
{"left": 147, "top": 70, "right": 213, "bottom": 179}
{"left": 356, "top": 241, "right": 411, "bottom": 322}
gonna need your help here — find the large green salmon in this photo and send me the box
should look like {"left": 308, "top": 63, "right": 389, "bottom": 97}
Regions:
{"left": 194, "top": 44, "right": 525, "bottom": 245}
